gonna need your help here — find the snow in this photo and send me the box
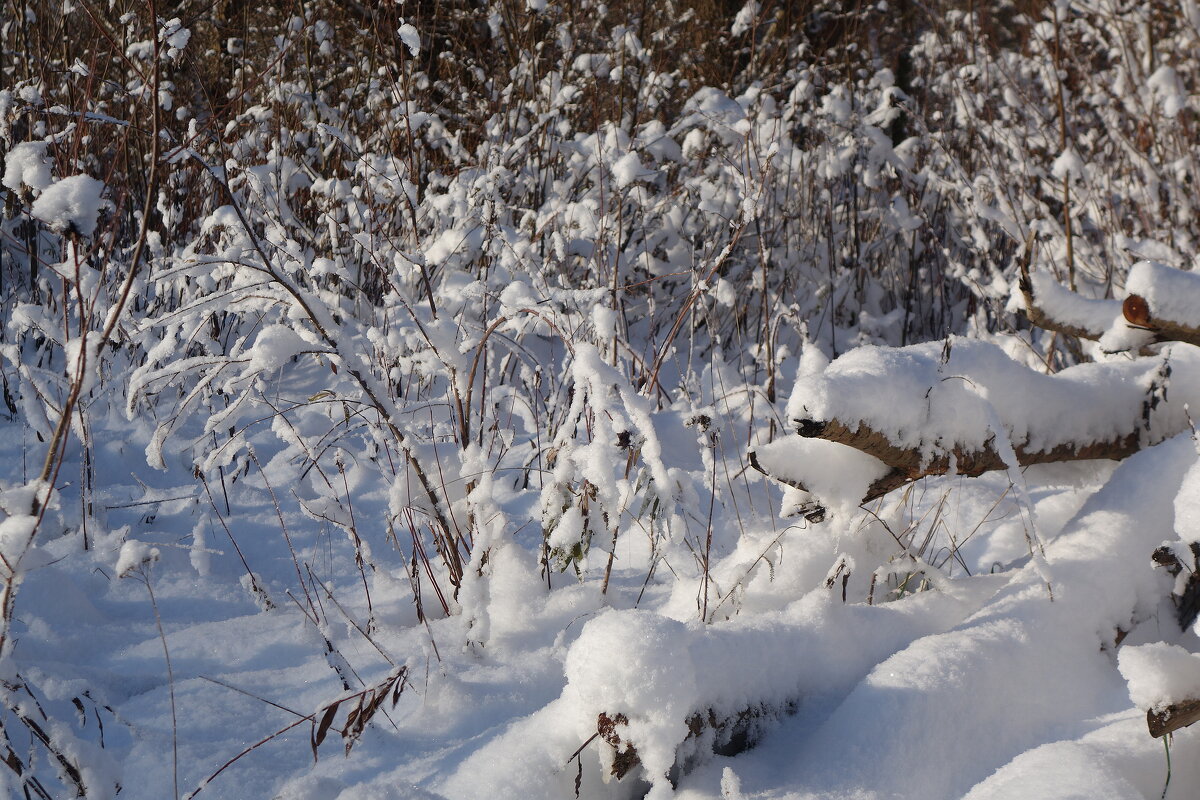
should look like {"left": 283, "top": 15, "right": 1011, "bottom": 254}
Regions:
{"left": 2, "top": 140, "right": 52, "bottom": 194}
{"left": 1119, "top": 642, "right": 1200, "bottom": 711}
{"left": 1126, "top": 260, "right": 1200, "bottom": 328}
{"left": 731, "top": 1, "right": 759, "bottom": 36}
{"left": 1008, "top": 269, "right": 1123, "bottom": 336}
{"left": 1051, "top": 147, "right": 1085, "bottom": 182}
{"left": 160, "top": 18, "right": 191, "bottom": 61}
{"left": 27, "top": 336, "right": 1200, "bottom": 799}
{"left": 786, "top": 337, "right": 1200, "bottom": 459}
{"left": 30, "top": 173, "right": 107, "bottom": 236}
{"left": 1175, "top": 452, "right": 1200, "bottom": 545}
{"left": 398, "top": 23, "right": 420, "bottom": 57}
{"left": 1148, "top": 66, "right": 1188, "bottom": 118}
{"left": 11, "top": 5, "right": 1200, "bottom": 800}
{"left": 750, "top": 436, "right": 890, "bottom": 514}
{"left": 65, "top": 331, "right": 102, "bottom": 396}
{"left": 115, "top": 539, "right": 160, "bottom": 577}
{"left": 611, "top": 150, "right": 653, "bottom": 188}
{"left": 247, "top": 324, "right": 321, "bottom": 371}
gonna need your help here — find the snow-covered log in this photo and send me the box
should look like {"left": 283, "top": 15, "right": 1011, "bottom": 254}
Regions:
{"left": 792, "top": 416, "right": 1138, "bottom": 499}
{"left": 1119, "top": 640, "right": 1200, "bottom": 737}
{"left": 553, "top": 582, "right": 994, "bottom": 794}
{"left": 596, "top": 703, "right": 792, "bottom": 781}
{"left": 1016, "top": 258, "right": 1200, "bottom": 350}
{"left": 753, "top": 339, "right": 1197, "bottom": 511}
{"left": 1122, "top": 261, "right": 1200, "bottom": 348}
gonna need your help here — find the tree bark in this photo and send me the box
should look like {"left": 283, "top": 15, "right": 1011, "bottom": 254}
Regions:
{"left": 787, "top": 417, "right": 1142, "bottom": 503}
{"left": 1017, "top": 271, "right": 1110, "bottom": 341}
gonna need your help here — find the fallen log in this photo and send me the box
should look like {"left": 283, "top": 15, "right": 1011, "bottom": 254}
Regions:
{"left": 796, "top": 416, "right": 1141, "bottom": 497}
{"left": 752, "top": 415, "right": 1145, "bottom": 510}
{"left": 753, "top": 334, "right": 1196, "bottom": 512}
{"left": 1120, "top": 293, "right": 1200, "bottom": 348}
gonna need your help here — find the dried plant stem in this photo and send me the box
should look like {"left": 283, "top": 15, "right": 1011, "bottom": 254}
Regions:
{"left": 141, "top": 566, "right": 180, "bottom": 800}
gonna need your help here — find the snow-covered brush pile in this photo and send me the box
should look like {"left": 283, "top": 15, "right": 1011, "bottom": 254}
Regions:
{"left": 3, "top": 1, "right": 1200, "bottom": 798}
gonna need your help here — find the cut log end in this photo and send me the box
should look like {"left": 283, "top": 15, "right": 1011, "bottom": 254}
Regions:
{"left": 1123, "top": 294, "right": 1151, "bottom": 327}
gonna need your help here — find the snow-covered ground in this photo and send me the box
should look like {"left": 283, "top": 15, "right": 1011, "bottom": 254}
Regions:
{"left": 6, "top": 3, "right": 1200, "bottom": 798}
{"left": 5, "top": 342, "right": 1200, "bottom": 800}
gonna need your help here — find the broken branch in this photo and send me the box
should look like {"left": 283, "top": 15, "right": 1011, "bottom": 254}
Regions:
{"left": 1148, "top": 699, "right": 1200, "bottom": 738}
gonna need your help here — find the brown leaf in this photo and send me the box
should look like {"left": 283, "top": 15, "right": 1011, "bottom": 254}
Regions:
{"left": 312, "top": 702, "right": 339, "bottom": 760}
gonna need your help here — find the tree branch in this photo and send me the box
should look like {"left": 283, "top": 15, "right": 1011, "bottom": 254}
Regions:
{"left": 1016, "top": 251, "right": 1200, "bottom": 350}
